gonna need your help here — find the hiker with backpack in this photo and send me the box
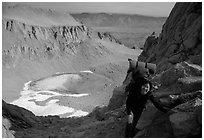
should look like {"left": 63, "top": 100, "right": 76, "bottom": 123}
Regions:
{"left": 125, "top": 59, "right": 169, "bottom": 138}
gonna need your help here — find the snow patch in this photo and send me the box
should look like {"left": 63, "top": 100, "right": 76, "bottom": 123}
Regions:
{"left": 67, "top": 93, "right": 89, "bottom": 97}
{"left": 20, "top": 81, "right": 32, "bottom": 95}
{"left": 68, "top": 110, "right": 89, "bottom": 118}
{"left": 80, "top": 70, "right": 93, "bottom": 74}
{"left": 194, "top": 98, "right": 202, "bottom": 107}
{"left": 11, "top": 89, "right": 89, "bottom": 117}
{"left": 11, "top": 74, "right": 89, "bottom": 117}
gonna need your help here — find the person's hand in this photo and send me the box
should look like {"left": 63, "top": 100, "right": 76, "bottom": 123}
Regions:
{"left": 127, "top": 112, "right": 134, "bottom": 124}
{"left": 123, "top": 106, "right": 127, "bottom": 113}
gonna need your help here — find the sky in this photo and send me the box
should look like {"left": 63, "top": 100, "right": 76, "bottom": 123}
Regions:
{"left": 7, "top": 2, "right": 175, "bottom": 17}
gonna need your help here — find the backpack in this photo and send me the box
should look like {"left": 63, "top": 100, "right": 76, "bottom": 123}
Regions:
{"left": 126, "top": 59, "right": 156, "bottom": 95}
{"left": 128, "top": 59, "right": 156, "bottom": 76}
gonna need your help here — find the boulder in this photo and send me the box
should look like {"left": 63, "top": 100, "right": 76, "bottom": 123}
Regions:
{"left": 169, "top": 103, "right": 202, "bottom": 138}
{"left": 169, "top": 92, "right": 202, "bottom": 137}
{"left": 160, "top": 62, "right": 202, "bottom": 87}
{"left": 2, "top": 117, "right": 15, "bottom": 138}
{"left": 177, "top": 76, "right": 202, "bottom": 93}
{"left": 160, "top": 63, "right": 187, "bottom": 87}
{"left": 169, "top": 112, "right": 200, "bottom": 137}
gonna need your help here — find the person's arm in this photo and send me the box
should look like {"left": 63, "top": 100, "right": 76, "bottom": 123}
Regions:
{"left": 125, "top": 79, "right": 135, "bottom": 93}
{"left": 149, "top": 94, "right": 169, "bottom": 113}
{"left": 125, "top": 83, "right": 129, "bottom": 93}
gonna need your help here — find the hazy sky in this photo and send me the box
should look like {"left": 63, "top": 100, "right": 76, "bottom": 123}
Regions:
{"left": 7, "top": 2, "right": 175, "bottom": 17}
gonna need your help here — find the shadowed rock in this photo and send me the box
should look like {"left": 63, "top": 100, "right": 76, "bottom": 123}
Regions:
{"left": 2, "top": 100, "right": 41, "bottom": 129}
{"left": 138, "top": 2, "right": 202, "bottom": 72}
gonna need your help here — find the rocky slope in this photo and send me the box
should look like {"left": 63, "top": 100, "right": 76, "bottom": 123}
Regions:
{"left": 2, "top": 16, "right": 89, "bottom": 67}
{"left": 2, "top": 4, "right": 138, "bottom": 103}
{"left": 138, "top": 2, "right": 202, "bottom": 72}
{"left": 134, "top": 62, "right": 202, "bottom": 137}
{"left": 2, "top": 60, "right": 202, "bottom": 138}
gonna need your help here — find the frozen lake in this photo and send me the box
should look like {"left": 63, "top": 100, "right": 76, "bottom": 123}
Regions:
{"left": 11, "top": 71, "right": 95, "bottom": 118}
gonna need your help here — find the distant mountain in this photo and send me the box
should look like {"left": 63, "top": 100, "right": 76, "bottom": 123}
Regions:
{"left": 71, "top": 13, "right": 166, "bottom": 28}
{"left": 71, "top": 13, "right": 166, "bottom": 49}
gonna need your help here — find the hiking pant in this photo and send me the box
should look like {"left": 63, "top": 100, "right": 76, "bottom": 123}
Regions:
{"left": 125, "top": 107, "right": 144, "bottom": 138}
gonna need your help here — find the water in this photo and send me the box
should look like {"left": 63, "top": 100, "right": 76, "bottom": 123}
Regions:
{"left": 10, "top": 71, "right": 94, "bottom": 118}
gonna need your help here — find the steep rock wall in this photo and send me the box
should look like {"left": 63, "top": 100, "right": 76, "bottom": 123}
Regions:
{"left": 138, "top": 2, "right": 202, "bottom": 72}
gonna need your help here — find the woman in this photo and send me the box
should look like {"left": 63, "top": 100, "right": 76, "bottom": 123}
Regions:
{"left": 125, "top": 62, "right": 168, "bottom": 138}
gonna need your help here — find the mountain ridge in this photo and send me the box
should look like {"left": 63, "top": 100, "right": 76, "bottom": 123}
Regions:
{"left": 71, "top": 12, "right": 166, "bottom": 49}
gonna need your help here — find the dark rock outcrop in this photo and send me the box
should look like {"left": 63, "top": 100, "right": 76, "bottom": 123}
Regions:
{"left": 169, "top": 105, "right": 202, "bottom": 137}
{"left": 160, "top": 62, "right": 202, "bottom": 89}
{"left": 106, "top": 58, "right": 202, "bottom": 138}
{"left": 2, "top": 117, "right": 15, "bottom": 138}
{"left": 135, "top": 60, "right": 202, "bottom": 137}
{"left": 97, "top": 32, "right": 121, "bottom": 44}
{"left": 135, "top": 97, "right": 202, "bottom": 138}
{"left": 138, "top": 2, "right": 202, "bottom": 72}
{"left": 2, "top": 100, "right": 41, "bottom": 129}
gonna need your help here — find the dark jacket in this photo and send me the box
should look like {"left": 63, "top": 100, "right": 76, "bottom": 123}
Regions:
{"left": 126, "top": 77, "right": 167, "bottom": 114}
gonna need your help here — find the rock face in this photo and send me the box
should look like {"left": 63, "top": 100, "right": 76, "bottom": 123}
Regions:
{"left": 2, "top": 18, "right": 89, "bottom": 67}
{"left": 2, "top": 99, "right": 42, "bottom": 137}
{"left": 2, "top": 4, "right": 91, "bottom": 68}
{"left": 169, "top": 106, "right": 202, "bottom": 137}
{"left": 2, "top": 100, "right": 41, "bottom": 129}
{"left": 160, "top": 62, "right": 202, "bottom": 91}
{"left": 97, "top": 32, "right": 121, "bottom": 44}
{"left": 2, "top": 4, "right": 123, "bottom": 70}
{"left": 2, "top": 117, "right": 15, "bottom": 138}
{"left": 138, "top": 2, "right": 202, "bottom": 72}
{"left": 135, "top": 60, "right": 202, "bottom": 137}
{"left": 106, "top": 57, "right": 202, "bottom": 138}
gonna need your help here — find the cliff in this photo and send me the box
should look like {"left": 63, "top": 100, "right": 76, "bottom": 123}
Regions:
{"left": 2, "top": 18, "right": 89, "bottom": 66}
{"left": 138, "top": 2, "right": 202, "bottom": 72}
